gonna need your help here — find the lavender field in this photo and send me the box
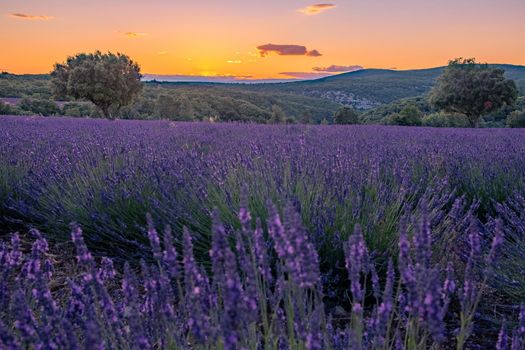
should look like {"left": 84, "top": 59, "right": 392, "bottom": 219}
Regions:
{"left": 1, "top": 115, "right": 525, "bottom": 349}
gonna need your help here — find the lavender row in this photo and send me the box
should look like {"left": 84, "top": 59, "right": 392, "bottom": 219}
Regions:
{"left": 1, "top": 116, "right": 525, "bottom": 262}
{"left": 1, "top": 204, "right": 523, "bottom": 349}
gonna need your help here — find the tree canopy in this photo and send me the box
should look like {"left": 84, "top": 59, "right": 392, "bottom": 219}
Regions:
{"left": 333, "top": 106, "right": 359, "bottom": 124}
{"left": 51, "top": 51, "right": 142, "bottom": 119}
{"left": 429, "top": 58, "right": 518, "bottom": 127}
{"left": 507, "top": 109, "right": 525, "bottom": 128}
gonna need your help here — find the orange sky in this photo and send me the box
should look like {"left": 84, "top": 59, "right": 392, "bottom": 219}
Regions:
{"left": 1, "top": 0, "right": 524, "bottom": 79}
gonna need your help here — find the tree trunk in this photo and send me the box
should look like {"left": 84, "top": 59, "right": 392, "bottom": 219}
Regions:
{"left": 466, "top": 114, "right": 479, "bottom": 128}
{"left": 100, "top": 106, "right": 115, "bottom": 120}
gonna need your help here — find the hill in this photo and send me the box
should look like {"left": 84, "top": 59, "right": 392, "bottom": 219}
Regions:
{"left": 1, "top": 64, "right": 524, "bottom": 122}
{"left": 244, "top": 64, "right": 525, "bottom": 109}
{"left": 0, "top": 73, "right": 340, "bottom": 123}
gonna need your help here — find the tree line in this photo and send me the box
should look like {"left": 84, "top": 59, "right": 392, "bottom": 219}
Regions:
{"left": 2, "top": 52, "right": 524, "bottom": 127}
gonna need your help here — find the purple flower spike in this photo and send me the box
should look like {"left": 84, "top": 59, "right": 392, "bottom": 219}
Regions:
{"left": 8, "top": 234, "right": 22, "bottom": 268}
{"left": 268, "top": 203, "right": 320, "bottom": 288}
{"left": 487, "top": 219, "right": 504, "bottom": 266}
{"left": 345, "top": 224, "right": 368, "bottom": 303}
{"left": 183, "top": 227, "right": 212, "bottom": 342}
{"left": 238, "top": 195, "right": 252, "bottom": 231}
{"left": 146, "top": 214, "right": 162, "bottom": 260}
{"left": 253, "top": 218, "right": 272, "bottom": 282}
{"left": 497, "top": 321, "right": 508, "bottom": 350}
{"left": 162, "top": 225, "right": 179, "bottom": 280}
{"left": 71, "top": 225, "right": 95, "bottom": 270}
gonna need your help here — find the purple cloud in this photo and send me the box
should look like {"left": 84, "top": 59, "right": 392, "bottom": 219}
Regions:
{"left": 257, "top": 44, "right": 322, "bottom": 57}
{"left": 10, "top": 13, "right": 54, "bottom": 20}
{"left": 306, "top": 49, "right": 322, "bottom": 57}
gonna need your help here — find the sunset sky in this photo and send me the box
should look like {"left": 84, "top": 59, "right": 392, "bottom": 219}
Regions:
{"left": 1, "top": 0, "right": 525, "bottom": 80}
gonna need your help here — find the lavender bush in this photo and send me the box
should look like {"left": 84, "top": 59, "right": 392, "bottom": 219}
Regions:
{"left": 1, "top": 116, "right": 525, "bottom": 348}
{"left": 1, "top": 116, "right": 524, "bottom": 262}
{"left": 1, "top": 205, "right": 523, "bottom": 349}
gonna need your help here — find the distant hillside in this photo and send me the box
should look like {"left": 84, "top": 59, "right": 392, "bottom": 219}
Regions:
{"left": 1, "top": 64, "right": 524, "bottom": 121}
{"left": 0, "top": 73, "right": 340, "bottom": 122}
{"left": 244, "top": 64, "right": 525, "bottom": 109}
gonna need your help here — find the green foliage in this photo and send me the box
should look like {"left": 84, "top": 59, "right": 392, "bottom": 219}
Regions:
{"left": 269, "top": 105, "right": 287, "bottom": 124}
{"left": 333, "top": 106, "right": 359, "bottom": 124}
{"left": 361, "top": 96, "right": 432, "bottom": 123}
{"left": 0, "top": 73, "right": 52, "bottom": 98}
{"left": 507, "top": 109, "right": 525, "bottom": 128}
{"left": 61, "top": 102, "right": 98, "bottom": 117}
{"left": 429, "top": 58, "right": 518, "bottom": 127}
{"left": 120, "top": 97, "right": 156, "bottom": 120}
{"left": 155, "top": 95, "right": 178, "bottom": 120}
{"left": 384, "top": 103, "right": 423, "bottom": 126}
{"left": 0, "top": 101, "right": 17, "bottom": 115}
{"left": 19, "top": 97, "right": 60, "bottom": 115}
{"left": 172, "top": 95, "right": 195, "bottom": 121}
{"left": 3, "top": 63, "right": 525, "bottom": 124}
{"left": 298, "top": 109, "right": 314, "bottom": 124}
{"left": 421, "top": 112, "right": 469, "bottom": 127}
{"left": 50, "top": 51, "right": 143, "bottom": 119}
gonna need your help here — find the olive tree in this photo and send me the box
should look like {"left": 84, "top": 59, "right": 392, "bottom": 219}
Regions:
{"left": 333, "top": 106, "right": 359, "bottom": 124}
{"left": 429, "top": 58, "right": 517, "bottom": 127}
{"left": 51, "top": 51, "right": 142, "bottom": 119}
{"left": 269, "top": 105, "right": 286, "bottom": 124}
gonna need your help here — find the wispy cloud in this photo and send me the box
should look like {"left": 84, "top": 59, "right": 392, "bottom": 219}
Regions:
{"left": 257, "top": 44, "right": 322, "bottom": 57}
{"left": 227, "top": 60, "right": 242, "bottom": 64}
{"left": 142, "top": 74, "right": 300, "bottom": 84}
{"left": 142, "top": 74, "right": 254, "bottom": 83}
{"left": 306, "top": 49, "right": 322, "bottom": 57}
{"left": 313, "top": 65, "right": 363, "bottom": 72}
{"left": 280, "top": 72, "right": 333, "bottom": 79}
{"left": 9, "top": 13, "right": 54, "bottom": 20}
{"left": 298, "top": 4, "right": 336, "bottom": 15}
{"left": 157, "top": 51, "right": 169, "bottom": 55}
{"left": 125, "top": 32, "right": 149, "bottom": 38}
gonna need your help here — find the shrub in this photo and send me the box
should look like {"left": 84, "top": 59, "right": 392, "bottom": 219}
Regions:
{"left": 422, "top": 111, "right": 469, "bottom": 127}
{"left": 62, "top": 102, "right": 97, "bottom": 117}
{"left": 19, "top": 97, "right": 60, "bottom": 116}
{"left": 385, "top": 104, "right": 423, "bottom": 126}
{"left": 333, "top": 106, "right": 359, "bottom": 124}
{"left": 0, "top": 101, "right": 16, "bottom": 115}
{"left": 507, "top": 109, "right": 525, "bottom": 128}
{"left": 269, "top": 105, "right": 286, "bottom": 124}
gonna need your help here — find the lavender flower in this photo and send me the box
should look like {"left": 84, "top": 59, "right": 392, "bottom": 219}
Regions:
{"left": 71, "top": 225, "right": 95, "bottom": 272}
{"left": 146, "top": 213, "right": 162, "bottom": 260}
{"left": 183, "top": 227, "right": 212, "bottom": 342}
{"left": 8, "top": 234, "right": 22, "bottom": 267}
{"left": 12, "top": 288, "right": 38, "bottom": 346}
{"left": 162, "top": 225, "right": 179, "bottom": 280}
{"left": 268, "top": 203, "right": 320, "bottom": 288}
{"left": 98, "top": 257, "right": 116, "bottom": 281}
{"left": 486, "top": 219, "right": 504, "bottom": 266}
{"left": 252, "top": 218, "right": 272, "bottom": 282}
{"left": 238, "top": 195, "right": 252, "bottom": 231}
{"left": 413, "top": 208, "right": 432, "bottom": 267}
{"left": 497, "top": 321, "right": 508, "bottom": 350}
{"left": 345, "top": 224, "right": 368, "bottom": 304}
